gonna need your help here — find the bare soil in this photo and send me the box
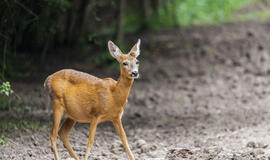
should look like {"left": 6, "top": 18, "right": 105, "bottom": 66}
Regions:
{"left": 2, "top": 19, "right": 270, "bottom": 160}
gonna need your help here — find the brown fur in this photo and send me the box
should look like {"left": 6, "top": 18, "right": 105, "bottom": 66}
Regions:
{"left": 45, "top": 40, "right": 140, "bottom": 160}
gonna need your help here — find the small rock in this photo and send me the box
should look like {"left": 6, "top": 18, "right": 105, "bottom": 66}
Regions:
{"left": 232, "top": 154, "right": 242, "bottom": 160}
{"left": 247, "top": 141, "right": 256, "bottom": 148}
{"left": 101, "top": 152, "right": 107, "bottom": 156}
{"left": 141, "top": 144, "right": 149, "bottom": 153}
{"left": 111, "top": 141, "right": 124, "bottom": 154}
{"left": 147, "top": 151, "right": 159, "bottom": 158}
{"left": 255, "top": 149, "right": 265, "bottom": 155}
{"left": 166, "top": 148, "right": 193, "bottom": 159}
{"left": 177, "top": 149, "right": 193, "bottom": 158}
{"left": 258, "top": 142, "right": 268, "bottom": 149}
{"left": 27, "top": 150, "right": 32, "bottom": 157}
{"left": 258, "top": 45, "right": 264, "bottom": 51}
{"left": 134, "top": 112, "right": 141, "bottom": 118}
{"left": 246, "top": 31, "right": 254, "bottom": 37}
{"left": 136, "top": 139, "right": 147, "bottom": 148}
{"left": 247, "top": 141, "right": 268, "bottom": 149}
{"left": 150, "top": 145, "right": 157, "bottom": 151}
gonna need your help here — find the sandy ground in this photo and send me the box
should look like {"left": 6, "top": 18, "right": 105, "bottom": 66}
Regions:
{"left": 2, "top": 19, "right": 270, "bottom": 160}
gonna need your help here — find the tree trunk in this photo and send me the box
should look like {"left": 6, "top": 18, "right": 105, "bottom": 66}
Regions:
{"left": 71, "top": 0, "right": 90, "bottom": 43}
{"left": 82, "top": 0, "right": 96, "bottom": 31}
{"left": 142, "top": 0, "right": 151, "bottom": 30}
{"left": 116, "top": 0, "right": 125, "bottom": 43}
{"left": 65, "top": 0, "right": 78, "bottom": 44}
{"left": 64, "top": 0, "right": 85, "bottom": 45}
{"left": 171, "top": 0, "right": 178, "bottom": 27}
{"left": 151, "top": 0, "right": 160, "bottom": 13}
{"left": 72, "top": 0, "right": 90, "bottom": 41}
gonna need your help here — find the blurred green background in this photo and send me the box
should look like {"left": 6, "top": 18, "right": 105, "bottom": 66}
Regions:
{"left": 0, "top": 0, "right": 270, "bottom": 79}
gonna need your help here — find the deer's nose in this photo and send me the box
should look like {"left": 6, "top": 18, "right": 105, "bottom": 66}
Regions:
{"left": 131, "top": 71, "right": 138, "bottom": 77}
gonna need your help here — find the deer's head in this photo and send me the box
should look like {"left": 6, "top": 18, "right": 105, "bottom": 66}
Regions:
{"left": 108, "top": 39, "right": 141, "bottom": 79}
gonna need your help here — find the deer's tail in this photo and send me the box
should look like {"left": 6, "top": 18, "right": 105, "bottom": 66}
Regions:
{"left": 44, "top": 76, "right": 52, "bottom": 113}
{"left": 44, "top": 75, "right": 52, "bottom": 94}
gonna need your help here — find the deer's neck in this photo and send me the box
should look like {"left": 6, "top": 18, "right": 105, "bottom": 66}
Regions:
{"left": 113, "top": 70, "right": 134, "bottom": 107}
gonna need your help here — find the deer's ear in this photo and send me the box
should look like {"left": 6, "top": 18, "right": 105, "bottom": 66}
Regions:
{"left": 130, "top": 39, "right": 141, "bottom": 58}
{"left": 108, "top": 41, "right": 121, "bottom": 60}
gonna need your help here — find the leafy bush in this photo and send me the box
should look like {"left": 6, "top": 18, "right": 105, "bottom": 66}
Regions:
{"left": 0, "top": 82, "right": 13, "bottom": 96}
{"left": 175, "top": 0, "right": 253, "bottom": 26}
{"left": 1, "top": 0, "right": 270, "bottom": 73}
{"left": 145, "top": 0, "right": 267, "bottom": 28}
{"left": 0, "top": 0, "right": 70, "bottom": 77}
{"left": 0, "top": 134, "right": 7, "bottom": 146}
{"left": 0, "top": 81, "right": 13, "bottom": 110}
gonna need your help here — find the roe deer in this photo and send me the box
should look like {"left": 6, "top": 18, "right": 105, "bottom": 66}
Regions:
{"left": 44, "top": 39, "right": 141, "bottom": 160}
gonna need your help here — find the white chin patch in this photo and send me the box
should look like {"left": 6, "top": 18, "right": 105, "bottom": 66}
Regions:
{"left": 133, "top": 74, "right": 139, "bottom": 79}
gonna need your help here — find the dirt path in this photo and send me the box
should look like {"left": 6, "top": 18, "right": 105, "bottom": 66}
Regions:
{"left": 2, "top": 20, "right": 270, "bottom": 160}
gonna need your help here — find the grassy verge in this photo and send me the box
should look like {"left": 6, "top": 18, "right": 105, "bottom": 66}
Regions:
{"left": 0, "top": 134, "right": 8, "bottom": 146}
{"left": 235, "top": 9, "right": 270, "bottom": 21}
{"left": 174, "top": 0, "right": 270, "bottom": 26}
{"left": 0, "top": 119, "right": 50, "bottom": 132}
{"left": 0, "top": 118, "right": 51, "bottom": 146}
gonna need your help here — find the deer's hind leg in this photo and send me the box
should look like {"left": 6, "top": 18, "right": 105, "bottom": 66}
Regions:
{"left": 59, "top": 118, "right": 79, "bottom": 160}
{"left": 50, "top": 100, "right": 64, "bottom": 160}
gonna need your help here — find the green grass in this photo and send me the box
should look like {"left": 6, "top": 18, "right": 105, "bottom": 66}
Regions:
{"left": 175, "top": 0, "right": 270, "bottom": 26}
{"left": 99, "top": 0, "right": 270, "bottom": 35}
{"left": 0, "top": 96, "right": 11, "bottom": 111}
{"left": 141, "top": 0, "right": 270, "bottom": 30}
{"left": 0, "top": 134, "right": 8, "bottom": 146}
{"left": 0, "top": 119, "right": 50, "bottom": 132}
{"left": 0, "top": 119, "right": 51, "bottom": 146}
{"left": 236, "top": 9, "right": 270, "bottom": 21}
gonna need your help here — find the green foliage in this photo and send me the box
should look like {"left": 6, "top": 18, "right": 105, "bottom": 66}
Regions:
{"left": 0, "top": 81, "right": 13, "bottom": 110}
{"left": 124, "top": 8, "right": 144, "bottom": 34}
{"left": 135, "top": 0, "right": 270, "bottom": 30}
{"left": 27, "top": 0, "right": 71, "bottom": 45}
{"left": 175, "top": 0, "right": 250, "bottom": 26}
{"left": 0, "top": 96, "right": 10, "bottom": 111}
{"left": 1, "top": 0, "right": 270, "bottom": 74}
{"left": 0, "top": 49, "right": 31, "bottom": 78}
{"left": 147, "top": 2, "right": 178, "bottom": 31}
{"left": 88, "top": 52, "right": 116, "bottom": 67}
{"left": 0, "top": 0, "right": 70, "bottom": 47}
{"left": 94, "top": 0, "right": 270, "bottom": 65}
{"left": 0, "top": 134, "right": 8, "bottom": 146}
{"left": 0, "top": 0, "right": 71, "bottom": 77}
{"left": 0, "top": 82, "right": 13, "bottom": 96}
{"left": 236, "top": 9, "right": 270, "bottom": 21}
{"left": 0, "top": 119, "right": 49, "bottom": 132}
{"left": 151, "top": 0, "right": 258, "bottom": 27}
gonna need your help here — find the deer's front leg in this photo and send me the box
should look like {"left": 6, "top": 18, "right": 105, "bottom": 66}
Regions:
{"left": 113, "top": 118, "right": 135, "bottom": 160}
{"left": 84, "top": 118, "right": 99, "bottom": 160}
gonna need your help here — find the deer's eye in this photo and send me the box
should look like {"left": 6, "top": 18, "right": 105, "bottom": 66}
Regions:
{"left": 136, "top": 61, "right": 139, "bottom": 65}
{"left": 123, "top": 62, "right": 128, "bottom": 66}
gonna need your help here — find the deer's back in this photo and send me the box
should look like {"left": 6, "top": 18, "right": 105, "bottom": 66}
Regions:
{"left": 45, "top": 69, "right": 99, "bottom": 95}
{"left": 44, "top": 69, "right": 118, "bottom": 122}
